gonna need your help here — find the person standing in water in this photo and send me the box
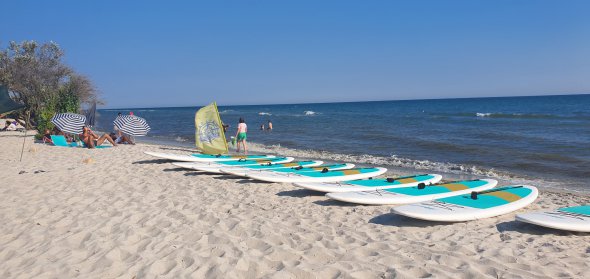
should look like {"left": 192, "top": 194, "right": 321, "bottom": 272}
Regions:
{"left": 235, "top": 117, "right": 248, "bottom": 154}
{"left": 267, "top": 120, "right": 273, "bottom": 131}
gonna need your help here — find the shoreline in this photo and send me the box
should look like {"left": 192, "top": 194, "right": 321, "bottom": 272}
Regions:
{"left": 131, "top": 135, "right": 590, "bottom": 195}
{"left": 1, "top": 131, "right": 589, "bottom": 278}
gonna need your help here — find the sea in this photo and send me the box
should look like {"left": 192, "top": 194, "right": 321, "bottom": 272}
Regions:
{"left": 96, "top": 94, "right": 590, "bottom": 193}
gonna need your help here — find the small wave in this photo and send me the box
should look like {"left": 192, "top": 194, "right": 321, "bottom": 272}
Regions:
{"left": 474, "top": 112, "right": 560, "bottom": 119}
{"left": 219, "top": 110, "right": 234, "bottom": 114}
{"left": 258, "top": 112, "right": 272, "bottom": 116}
{"left": 175, "top": 136, "right": 188, "bottom": 142}
{"left": 304, "top": 111, "right": 317, "bottom": 116}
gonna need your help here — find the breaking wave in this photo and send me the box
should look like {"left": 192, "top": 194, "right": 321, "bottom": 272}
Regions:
{"left": 258, "top": 112, "right": 272, "bottom": 116}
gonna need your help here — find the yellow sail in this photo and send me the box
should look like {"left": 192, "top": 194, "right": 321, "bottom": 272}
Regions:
{"left": 195, "top": 102, "right": 228, "bottom": 154}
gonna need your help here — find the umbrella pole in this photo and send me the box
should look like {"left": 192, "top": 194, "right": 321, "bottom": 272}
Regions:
{"left": 19, "top": 129, "right": 27, "bottom": 162}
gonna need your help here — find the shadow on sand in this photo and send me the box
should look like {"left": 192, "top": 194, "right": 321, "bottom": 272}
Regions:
{"left": 368, "top": 213, "right": 439, "bottom": 228}
{"left": 184, "top": 171, "right": 211, "bottom": 177}
{"left": 312, "top": 199, "right": 358, "bottom": 207}
{"left": 277, "top": 189, "right": 325, "bottom": 198}
{"left": 495, "top": 220, "right": 584, "bottom": 236}
{"left": 163, "top": 167, "right": 189, "bottom": 172}
{"left": 133, "top": 159, "right": 171, "bottom": 165}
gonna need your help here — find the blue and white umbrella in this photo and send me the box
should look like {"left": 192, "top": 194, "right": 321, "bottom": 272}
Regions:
{"left": 51, "top": 113, "right": 86, "bottom": 134}
{"left": 113, "top": 115, "right": 150, "bottom": 136}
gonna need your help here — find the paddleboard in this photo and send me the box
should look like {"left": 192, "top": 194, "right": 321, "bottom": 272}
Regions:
{"left": 235, "top": 163, "right": 356, "bottom": 178}
{"left": 326, "top": 179, "right": 497, "bottom": 205}
{"left": 516, "top": 205, "right": 590, "bottom": 232}
{"left": 172, "top": 157, "right": 295, "bottom": 173}
{"left": 246, "top": 167, "right": 387, "bottom": 183}
{"left": 218, "top": 160, "right": 325, "bottom": 176}
{"left": 392, "top": 185, "right": 538, "bottom": 222}
{"left": 235, "top": 163, "right": 355, "bottom": 178}
{"left": 294, "top": 174, "right": 443, "bottom": 193}
{"left": 144, "top": 151, "right": 275, "bottom": 162}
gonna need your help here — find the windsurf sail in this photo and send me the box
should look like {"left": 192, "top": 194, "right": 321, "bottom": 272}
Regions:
{"left": 195, "top": 102, "right": 228, "bottom": 154}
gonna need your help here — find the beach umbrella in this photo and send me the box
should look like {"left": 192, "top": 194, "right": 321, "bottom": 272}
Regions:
{"left": 84, "top": 101, "right": 96, "bottom": 127}
{"left": 51, "top": 113, "right": 86, "bottom": 134}
{"left": 0, "top": 85, "right": 25, "bottom": 116}
{"left": 113, "top": 115, "right": 150, "bottom": 136}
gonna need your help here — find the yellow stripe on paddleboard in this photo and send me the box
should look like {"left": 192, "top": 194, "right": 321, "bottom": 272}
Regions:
{"left": 482, "top": 191, "right": 522, "bottom": 202}
{"left": 441, "top": 183, "right": 469, "bottom": 191}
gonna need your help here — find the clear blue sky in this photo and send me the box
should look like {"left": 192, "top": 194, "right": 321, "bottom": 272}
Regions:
{"left": 2, "top": 0, "right": 589, "bottom": 108}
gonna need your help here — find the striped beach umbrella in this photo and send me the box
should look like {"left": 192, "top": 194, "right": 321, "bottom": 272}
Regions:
{"left": 50, "top": 113, "right": 86, "bottom": 134}
{"left": 113, "top": 115, "right": 150, "bottom": 136}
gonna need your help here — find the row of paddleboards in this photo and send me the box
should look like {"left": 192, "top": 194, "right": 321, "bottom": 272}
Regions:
{"left": 144, "top": 151, "right": 590, "bottom": 232}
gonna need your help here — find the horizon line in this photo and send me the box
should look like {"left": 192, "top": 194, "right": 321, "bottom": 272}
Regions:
{"left": 99, "top": 92, "right": 589, "bottom": 110}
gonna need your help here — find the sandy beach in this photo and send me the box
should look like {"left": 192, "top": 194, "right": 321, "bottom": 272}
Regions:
{"left": 1, "top": 131, "right": 589, "bottom": 278}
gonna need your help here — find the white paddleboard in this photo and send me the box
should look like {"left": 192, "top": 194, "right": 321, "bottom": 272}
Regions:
{"left": 172, "top": 157, "right": 295, "bottom": 173}
{"left": 392, "top": 185, "right": 538, "bottom": 222}
{"left": 326, "top": 179, "right": 497, "bottom": 205}
{"left": 144, "top": 151, "right": 275, "bottom": 162}
{"left": 221, "top": 163, "right": 352, "bottom": 177}
{"left": 218, "top": 161, "right": 325, "bottom": 176}
{"left": 294, "top": 174, "right": 443, "bottom": 193}
{"left": 516, "top": 205, "right": 590, "bottom": 232}
{"left": 246, "top": 167, "right": 387, "bottom": 183}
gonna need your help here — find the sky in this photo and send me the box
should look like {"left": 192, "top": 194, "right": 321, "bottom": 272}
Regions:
{"left": 1, "top": 0, "right": 589, "bottom": 108}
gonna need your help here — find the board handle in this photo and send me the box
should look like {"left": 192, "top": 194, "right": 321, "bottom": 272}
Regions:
{"left": 470, "top": 185, "right": 523, "bottom": 200}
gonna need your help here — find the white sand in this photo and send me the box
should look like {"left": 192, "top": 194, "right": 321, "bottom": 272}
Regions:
{"left": 1, "top": 131, "right": 589, "bottom": 278}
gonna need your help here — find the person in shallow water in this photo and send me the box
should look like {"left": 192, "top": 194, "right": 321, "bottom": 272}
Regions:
{"left": 267, "top": 120, "right": 273, "bottom": 131}
{"left": 235, "top": 117, "right": 247, "bottom": 154}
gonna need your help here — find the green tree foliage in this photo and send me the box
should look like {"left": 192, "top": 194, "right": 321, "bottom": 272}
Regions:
{"left": 0, "top": 40, "right": 98, "bottom": 132}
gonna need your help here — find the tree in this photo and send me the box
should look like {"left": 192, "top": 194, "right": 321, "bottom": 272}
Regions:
{"left": 0, "top": 40, "right": 98, "bottom": 131}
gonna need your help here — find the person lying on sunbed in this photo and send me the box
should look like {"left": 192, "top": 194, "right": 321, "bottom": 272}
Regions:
{"left": 81, "top": 127, "right": 117, "bottom": 148}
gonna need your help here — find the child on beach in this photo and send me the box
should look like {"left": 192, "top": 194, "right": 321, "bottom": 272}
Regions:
{"left": 235, "top": 118, "right": 247, "bottom": 154}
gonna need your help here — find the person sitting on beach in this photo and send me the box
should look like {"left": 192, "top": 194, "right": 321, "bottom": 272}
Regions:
{"left": 235, "top": 117, "right": 248, "bottom": 154}
{"left": 1, "top": 120, "right": 17, "bottom": 131}
{"left": 42, "top": 129, "right": 53, "bottom": 144}
{"left": 109, "top": 132, "right": 134, "bottom": 145}
{"left": 81, "top": 127, "right": 117, "bottom": 148}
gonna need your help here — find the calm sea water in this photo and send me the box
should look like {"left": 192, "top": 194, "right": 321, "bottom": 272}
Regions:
{"left": 96, "top": 94, "right": 590, "bottom": 191}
